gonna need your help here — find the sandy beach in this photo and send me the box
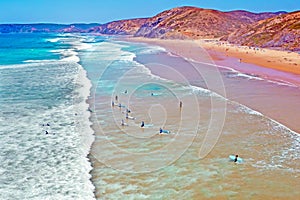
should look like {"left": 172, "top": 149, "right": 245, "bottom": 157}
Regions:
{"left": 124, "top": 37, "right": 300, "bottom": 134}
{"left": 127, "top": 37, "right": 300, "bottom": 75}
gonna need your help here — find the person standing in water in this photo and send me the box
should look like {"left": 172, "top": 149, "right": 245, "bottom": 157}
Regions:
{"left": 234, "top": 155, "right": 239, "bottom": 162}
{"left": 121, "top": 119, "right": 126, "bottom": 126}
{"left": 179, "top": 101, "right": 182, "bottom": 109}
{"left": 115, "top": 95, "right": 118, "bottom": 102}
{"left": 141, "top": 121, "right": 145, "bottom": 128}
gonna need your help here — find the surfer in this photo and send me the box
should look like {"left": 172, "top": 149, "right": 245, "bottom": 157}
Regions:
{"left": 159, "top": 128, "right": 162, "bottom": 133}
{"left": 112, "top": 101, "right": 115, "bottom": 107}
{"left": 121, "top": 119, "right": 126, "bottom": 126}
{"left": 45, "top": 130, "right": 49, "bottom": 134}
{"left": 126, "top": 113, "right": 135, "bottom": 120}
{"left": 234, "top": 155, "right": 239, "bottom": 163}
{"left": 124, "top": 90, "right": 128, "bottom": 94}
{"left": 141, "top": 121, "right": 145, "bottom": 128}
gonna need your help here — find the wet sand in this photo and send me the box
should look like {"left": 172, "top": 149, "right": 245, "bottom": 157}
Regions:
{"left": 128, "top": 37, "right": 300, "bottom": 75}
{"left": 198, "top": 40, "right": 300, "bottom": 75}
{"left": 125, "top": 37, "right": 300, "bottom": 134}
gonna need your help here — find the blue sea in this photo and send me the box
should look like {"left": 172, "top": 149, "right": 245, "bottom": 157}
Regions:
{"left": 1, "top": 33, "right": 299, "bottom": 199}
{"left": 0, "top": 33, "right": 95, "bottom": 199}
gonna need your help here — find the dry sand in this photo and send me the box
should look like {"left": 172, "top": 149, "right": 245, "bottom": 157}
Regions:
{"left": 126, "top": 37, "right": 300, "bottom": 75}
{"left": 198, "top": 40, "right": 300, "bottom": 75}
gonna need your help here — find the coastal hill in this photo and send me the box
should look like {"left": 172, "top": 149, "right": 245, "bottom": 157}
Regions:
{"left": 226, "top": 11, "right": 300, "bottom": 51}
{"left": 0, "top": 23, "right": 100, "bottom": 33}
{"left": 1, "top": 6, "right": 298, "bottom": 51}
{"left": 133, "top": 7, "right": 280, "bottom": 39}
{"left": 86, "top": 7, "right": 280, "bottom": 39}
{"left": 88, "top": 18, "right": 147, "bottom": 35}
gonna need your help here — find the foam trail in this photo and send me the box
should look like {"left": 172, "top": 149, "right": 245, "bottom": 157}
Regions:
{"left": 132, "top": 45, "right": 300, "bottom": 137}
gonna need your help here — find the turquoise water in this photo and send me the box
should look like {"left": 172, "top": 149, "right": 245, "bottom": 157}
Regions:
{"left": 79, "top": 37, "right": 300, "bottom": 199}
{"left": 0, "top": 33, "right": 68, "bottom": 65}
{"left": 1, "top": 33, "right": 299, "bottom": 199}
{"left": 0, "top": 33, "right": 94, "bottom": 199}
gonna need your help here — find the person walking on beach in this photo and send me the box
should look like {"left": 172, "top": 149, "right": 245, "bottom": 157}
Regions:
{"left": 115, "top": 95, "right": 118, "bottom": 102}
{"left": 179, "top": 101, "right": 182, "bottom": 109}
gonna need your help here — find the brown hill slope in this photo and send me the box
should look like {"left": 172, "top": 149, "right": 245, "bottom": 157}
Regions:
{"left": 89, "top": 18, "right": 148, "bottom": 35}
{"left": 226, "top": 11, "right": 300, "bottom": 51}
{"left": 134, "top": 6, "right": 280, "bottom": 39}
{"left": 89, "top": 6, "right": 280, "bottom": 39}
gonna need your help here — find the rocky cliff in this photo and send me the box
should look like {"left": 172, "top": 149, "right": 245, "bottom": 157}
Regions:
{"left": 226, "top": 11, "right": 300, "bottom": 51}
{"left": 89, "top": 18, "right": 147, "bottom": 35}
{"left": 134, "top": 7, "right": 281, "bottom": 39}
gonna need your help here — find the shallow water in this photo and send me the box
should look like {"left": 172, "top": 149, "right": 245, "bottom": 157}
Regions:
{"left": 81, "top": 37, "right": 300, "bottom": 199}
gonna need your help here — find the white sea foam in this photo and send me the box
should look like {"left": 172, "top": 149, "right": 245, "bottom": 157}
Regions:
{"left": 139, "top": 46, "right": 166, "bottom": 55}
{"left": 187, "top": 58, "right": 299, "bottom": 88}
{"left": 134, "top": 44, "right": 300, "bottom": 137}
{"left": 0, "top": 34, "right": 96, "bottom": 199}
{"left": 23, "top": 59, "right": 58, "bottom": 63}
{"left": 265, "top": 79, "right": 298, "bottom": 88}
{"left": 0, "top": 62, "right": 45, "bottom": 69}
{"left": 45, "top": 38, "right": 61, "bottom": 43}
{"left": 89, "top": 42, "right": 136, "bottom": 62}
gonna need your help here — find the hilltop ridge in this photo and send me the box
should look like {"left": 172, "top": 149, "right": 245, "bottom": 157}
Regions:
{"left": 0, "top": 6, "right": 297, "bottom": 51}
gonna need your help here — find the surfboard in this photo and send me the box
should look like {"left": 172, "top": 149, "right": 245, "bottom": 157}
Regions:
{"left": 126, "top": 116, "right": 135, "bottom": 120}
{"left": 160, "top": 129, "right": 170, "bottom": 134}
{"left": 151, "top": 93, "right": 160, "bottom": 96}
{"left": 229, "top": 155, "right": 243, "bottom": 163}
{"left": 144, "top": 124, "right": 153, "bottom": 127}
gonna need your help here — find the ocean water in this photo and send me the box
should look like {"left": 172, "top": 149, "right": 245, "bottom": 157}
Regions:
{"left": 80, "top": 37, "right": 300, "bottom": 199}
{"left": 0, "top": 33, "right": 95, "bottom": 199}
{"left": 1, "top": 33, "right": 299, "bottom": 199}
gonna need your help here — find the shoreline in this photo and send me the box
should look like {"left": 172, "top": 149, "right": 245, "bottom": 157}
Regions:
{"left": 121, "top": 36, "right": 300, "bottom": 134}
{"left": 88, "top": 36, "right": 300, "bottom": 199}
{"left": 125, "top": 37, "right": 300, "bottom": 76}
{"left": 197, "top": 40, "right": 300, "bottom": 75}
